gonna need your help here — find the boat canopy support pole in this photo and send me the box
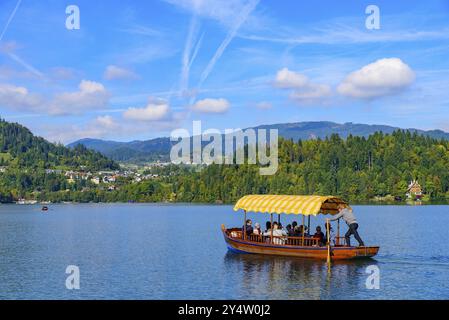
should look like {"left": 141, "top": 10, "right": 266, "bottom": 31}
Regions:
{"left": 243, "top": 210, "right": 247, "bottom": 240}
{"left": 270, "top": 213, "right": 273, "bottom": 244}
{"left": 301, "top": 214, "right": 305, "bottom": 246}
{"left": 337, "top": 218, "right": 340, "bottom": 246}
{"left": 307, "top": 216, "right": 310, "bottom": 236}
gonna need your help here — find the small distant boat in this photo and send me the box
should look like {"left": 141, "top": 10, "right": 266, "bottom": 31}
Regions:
{"left": 222, "top": 195, "right": 379, "bottom": 261}
{"left": 41, "top": 206, "right": 49, "bottom": 212}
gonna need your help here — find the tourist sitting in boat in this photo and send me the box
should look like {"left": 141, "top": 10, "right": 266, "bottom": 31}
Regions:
{"left": 263, "top": 222, "right": 286, "bottom": 245}
{"left": 242, "top": 219, "right": 253, "bottom": 238}
{"left": 253, "top": 222, "right": 262, "bottom": 235}
{"left": 263, "top": 222, "right": 273, "bottom": 237}
{"left": 291, "top": 221, "right": 298, "bottom": 233}
{"left": 330, "top": 204, "right": 365, "bottom": 247}
{"left": 278, "top": 223, "right": 288, "bottom": 236}
{"left": 263, "top": 222, "right": 272, "bottom": 243}
{"left": 265, "top": 221, "right": 271, "bottom": 233}
{"left": 293, "top": 225, "right": 301, "bottom": 236}
{"left": 294, "top": 225, "right": 309, "bottom": 237}
{"left": 313, "top": 226, "right": 325, "bottom": 246}
{"left": 286, "top": 224, "right": 293, "bottom": 236}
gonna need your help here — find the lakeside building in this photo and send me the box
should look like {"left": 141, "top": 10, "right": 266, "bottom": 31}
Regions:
{"left": 406, "top": 180, "right": 423, "bottom": 199}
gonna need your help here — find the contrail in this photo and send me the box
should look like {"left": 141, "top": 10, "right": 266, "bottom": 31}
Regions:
{"left": 194, "top": 0, "right": 260, "bottom": 98}
{"left": 0, "top": 0, "right": 45, "bottom": 80}
{"left": 180, "top": 15, "right": 200, "bottom": 95}
{"left": 0, "top": 0, "right": 22, "bottom": 42}
{"left": 8, "top": 52, "right": 45, "bottom": 79}
{"left": 188, "top": 31, "right": 204, "bottom": 70}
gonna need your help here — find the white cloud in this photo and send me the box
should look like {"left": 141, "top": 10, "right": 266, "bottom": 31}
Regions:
{"left": 0, "top": 83, "right": 43, "bottom": 110}
{"left": 123, "top": 98, "right": 171, "bottom": 121}
{"left": 50, "top": 80, "right": 110, "bottom": 115}
{"left": 118, "top": 25, "right": 163, "bottom": 37}
{"left": 44, "top": 112, "right": 185, "bottom": 144}
{"left": 241, "top": 28, "right": 449, "bottom": 45}
{"left": 191, "top": 98, "right": 230, "bottom": 113}
{"left": 165, "top": 0, "right": 259, "bottom": 28}
{"left": 255, "top": 101, "right": 272, "bottom": 109}
{"left": 104, "top": 65, "right": 139, "bottom": 81}
{"left": 95, "top": 115, "right": 118, "bottom": 129}
{"left": 50, "top": 67, "right": 78, "bottom": 80}
{"left": 274, "top": 68, "right": 331, "bottom": 103}
{"left": 274, "top": 67, "right": 308, "bottom": 89}
{"left": 0, "top": 80, "right": 110, "bottom": 115}
{"left": 46, "top": 115, "right": 120, "bottom": 143}
{"left": 337, "top": 58, "right": 415, "bottom": 99}
{"left": 118, "top": 44, "right": 177, "bottom": 65}
{"left": 290, "top": 84, "right": 332, "bottom": 102}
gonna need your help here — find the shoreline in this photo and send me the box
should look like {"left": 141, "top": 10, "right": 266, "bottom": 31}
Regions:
{"left": 5, "top": 200, "right": 449, "bottom": 206}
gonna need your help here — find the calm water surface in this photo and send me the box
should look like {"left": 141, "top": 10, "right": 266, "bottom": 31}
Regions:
{"left": 0, "top": 204, "right": 448, "bottom": 299}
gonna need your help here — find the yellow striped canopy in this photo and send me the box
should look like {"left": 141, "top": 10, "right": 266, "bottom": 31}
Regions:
{"left": 233, "top": 195, "right": 350, "bottom": 216}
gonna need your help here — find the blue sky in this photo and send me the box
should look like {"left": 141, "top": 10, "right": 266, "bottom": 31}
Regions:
{"left": 0, "top": 0, "right": 449, "bottom": 143}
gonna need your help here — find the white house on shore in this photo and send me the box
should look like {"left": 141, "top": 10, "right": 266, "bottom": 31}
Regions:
{"left": 406, "top": 180, "right": 422, "bottom": 199}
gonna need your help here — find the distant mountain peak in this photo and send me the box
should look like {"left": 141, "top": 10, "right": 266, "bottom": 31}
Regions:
{"left": 67, "top": 121, "right": 449, "bottom": 164}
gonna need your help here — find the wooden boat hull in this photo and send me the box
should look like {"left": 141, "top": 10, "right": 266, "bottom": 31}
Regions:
{"left": 223, "top": 228, "right": 379, "bottom": 260}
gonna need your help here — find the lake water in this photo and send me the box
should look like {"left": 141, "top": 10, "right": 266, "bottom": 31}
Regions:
{"left": 0, "top": 203, "right": 448, "bottom": 300}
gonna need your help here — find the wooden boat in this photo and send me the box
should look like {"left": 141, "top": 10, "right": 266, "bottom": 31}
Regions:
{"left": 222, "top": 195, "right": 379, "bottom": 261}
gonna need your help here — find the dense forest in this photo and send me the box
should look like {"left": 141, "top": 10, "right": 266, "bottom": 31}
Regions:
{"left": 69, "top": 121, "right": 449, "bottom": 163}
{"left": 0, "top": 116, "right": 448, "bottom": 204}
{"left": 158, "top": 131, "right": 449, "bottom": 203}
{"left": 86, "top": 130, "right": 449, "bottom": 203}
{"left": 0, "top": 119, "right": 118, "bottom": 170}
{"left": 0, "top": 118, "right": 119, "bottom": 201}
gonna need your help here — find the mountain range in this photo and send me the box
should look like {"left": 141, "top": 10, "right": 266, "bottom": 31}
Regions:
{"left": 68, "top": 121, "right": 449, "bottom": 163}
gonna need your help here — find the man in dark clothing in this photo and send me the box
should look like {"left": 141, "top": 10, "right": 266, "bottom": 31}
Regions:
{"left": 313, "top": 226, "right": 325, "bottom": 246}
{"left": 286, "top": 224, "right": 293, "bottom": 236}
{"left": 242, "top": 219, "right": 253, "bottom": 238}
{"left": 292, "top": 221, "right": 298, "bottom": 232}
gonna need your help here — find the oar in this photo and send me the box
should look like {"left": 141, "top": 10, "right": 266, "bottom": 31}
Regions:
{"left": 326, "top": 218, "right": 332, "bottom": 267}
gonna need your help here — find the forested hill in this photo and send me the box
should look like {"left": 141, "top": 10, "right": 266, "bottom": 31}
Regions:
{"left": 68, "top": 121, "right": 449, "bottom": 163}
{"left": 1, "top": 122, "right": 448, "bottom": 203}
{"left": 0, "top": 118, "right": 119, "bottom": 171}
{"left": 153, "top": 130, "right": 449, "bottom": 203}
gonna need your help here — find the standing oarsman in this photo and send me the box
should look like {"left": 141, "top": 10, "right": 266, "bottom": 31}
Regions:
{"left": 330, "top": 204, "right": 365, "bottom": 247}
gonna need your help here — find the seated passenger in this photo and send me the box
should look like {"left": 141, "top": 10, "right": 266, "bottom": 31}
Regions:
{"left": 253, "top": 222, "right": 262, "bottom": 235}
{"left": 263, "top": 221, "right": 275, "bottom": 236}
{"left": 242, "top": 219, "right": 253, "bottom": 238}
{"left": 265, "top": 221, "right": 272, "bottom": 233}
{"left": 295, "top": 225, "right": 308, "bottom": 237}
{"left": 292, "top": 221, "right": 298, "bottom": 233}
{"left": 313, "top": 226, "right": 325, "bottom": 246}
{"left": 278, "top": 223, "right": 288, "bottom": 236}
{"left": 264, "top": 222, "right": 286, "bottom": 244}
{"left": 302, "top": 225, "right": 310, "bottom": 237}
{"left": 293, "top": 225, "right": 301, "bottom": 236}
{"left": 286, "top": 224, "right": 293, "bottom": 236}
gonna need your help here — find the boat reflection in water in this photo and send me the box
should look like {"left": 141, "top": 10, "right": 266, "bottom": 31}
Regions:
{"left": 223, "top": 252, "right": 378, "bottom": 299}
